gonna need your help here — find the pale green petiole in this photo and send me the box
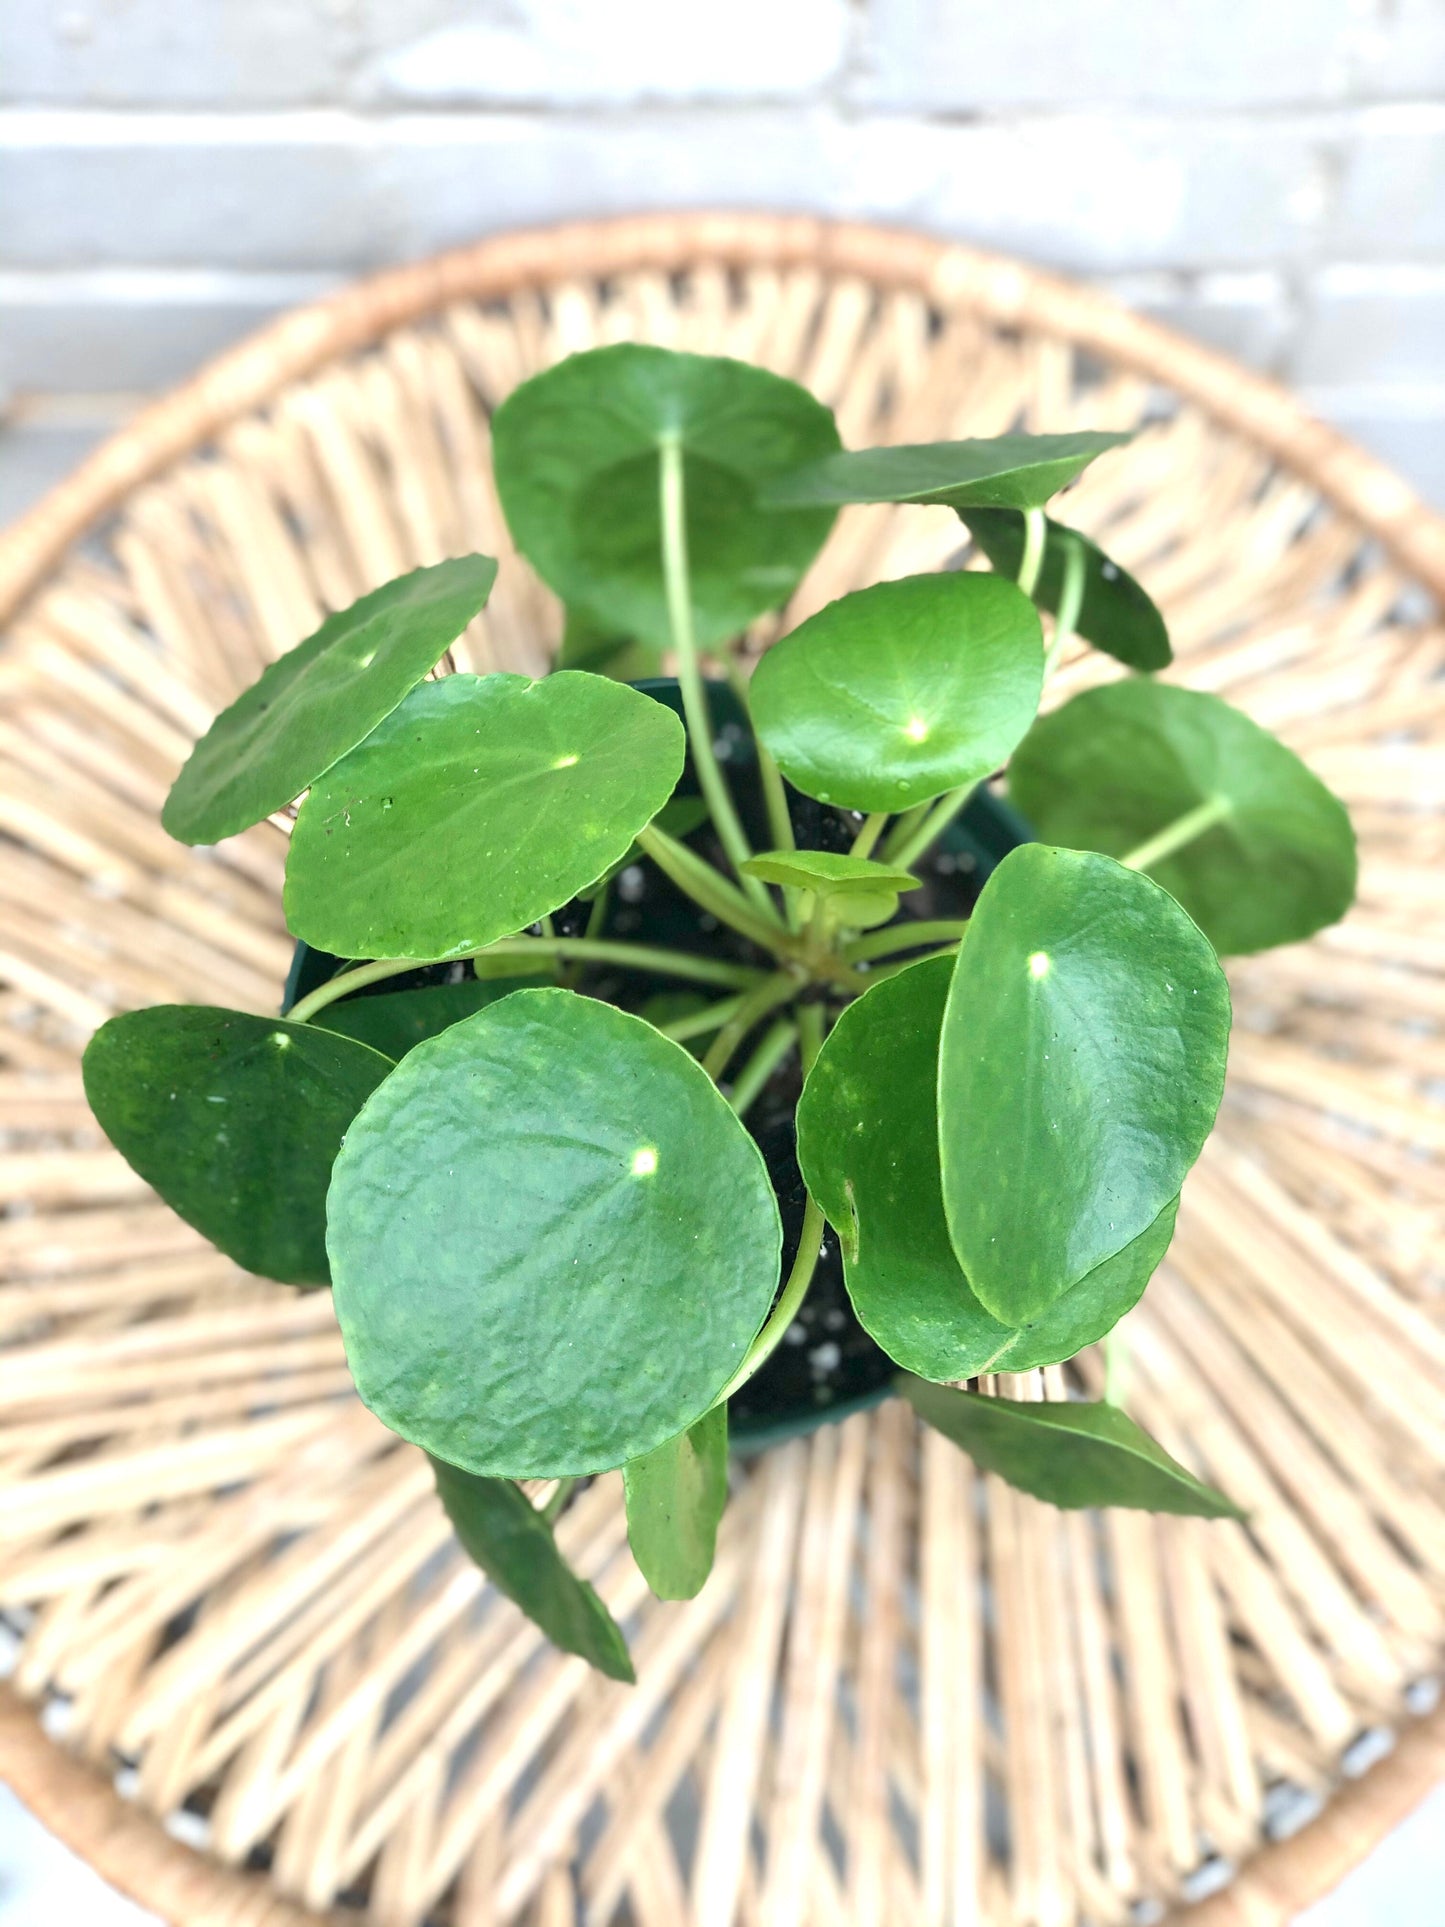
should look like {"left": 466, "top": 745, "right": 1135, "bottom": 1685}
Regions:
{"left": 849, "top": 812, "right": 889, "bottom": 860}
{"left": 1119, "top": 795, "right": 1232, "bottom": 873}
{"left": 658, "top": 432, "right": 777, "bottom": 923}
{"left": 1017, "top": 506, "right": 1048, "bottom": 599}
{"left": 727, "top": 1017, "right": 798, "bottom": 1119}
{"left": 886, "top": 785, "right": 977, "bottom": 872}
{"left": 637, "top": 823, "right": 783, "bottom": 951}
{"left": 842, "top": 918, "right": 971, "bottom": 964}
{"left": 1043, "top": 532, "right": 1087, "bottom": 679}
{"left": 712, "top": 1192, "right": 828, "bottom": 1409}
{"left": 797, "top": 1001, "right": 825, "bottom": 1078}
{"left": 284, "top": 936, "right": 766, "bottom": 1024}
{"left": 701, "top": 971, "right": 802, "bottom": 1080}
{"left": 656, "top": 992, "right": 750, "bottom": 1045}
{"left": 1104, "top": 1330, "right": 1129, "bottom": 1408}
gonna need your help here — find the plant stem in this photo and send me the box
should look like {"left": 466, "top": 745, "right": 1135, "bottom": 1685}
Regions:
{"left": 842, "top": 918, "right": 971, "bottom": 964}
{"left": 1104, "top": 1331, "right": 1129, "bottom": 1409}
{"left": 582, "top": 882, "right": 611, "bottom": 944}
{"left": 1018, "top": 506, "right": 1047, "bottom": 599}
{"left": 1119, "top": 795, "right": 1232, "bottom": 872}
{"left": 724, "top": 655, "right": 795, "bottom": 859}
{"left": 797, "top": 1001, "right": 825, "bottom": 1078}
{"left": 727, "top": 1018, "right": 798, "bottom": 1118}
{"left": 886, "top": 784, "right": 976, "bottom": 871}
{"left": 713, "top": 1193, "right": 828, "bottom": 1408}
{"left": 658, "top": 432, "right": 774, "bottom": 920}
{"left": 880, "top": 799, "right": 932, "bottom": 863}
{"left": 635, "top": 828, "right": 867, "bottom": 998}
{"left": 657, "top": 991, "right": 749, "bottom": 1044}
{"left": 286, "top": 937, "right": 766, "bottom": 1023}
{"left": 701, "top": 971, "right": 802, "bottom": 1081}
{"left": 1043, "top": 531, "right": 1087, "bottom": 679}
{"left": 636, "top": 823, "right": 783, "bottom": 952}
{"left": 850, "top": 812, "right": 889, "bottom": 860}
{"left": 540, "top": 1477, "right": 575, "bottom": 1524}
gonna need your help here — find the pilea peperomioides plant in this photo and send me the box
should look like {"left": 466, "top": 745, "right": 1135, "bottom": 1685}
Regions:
{"left": 83, "top": 344, "right": 1358, "bottom": 1682}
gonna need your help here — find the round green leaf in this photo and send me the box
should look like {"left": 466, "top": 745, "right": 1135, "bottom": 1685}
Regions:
{"left": 763, "top": 431, "right": 1130, "bottom": 513}
{"left": 902, "top": 1379, "right": 1244, "bottom": 1518}
{"left": 313, "top": 975, "right": 549, "bottom": 1059}
{"left": 328, "top": 988, "right": 782, "bottom": 1478}
{"left": 432, "top": 1458, "right": 634, "bottom": 1681}
{"left": 939, "top": 845, "right": 1230, "bottom": 1327}
{"left": 82, "top": 1005, "right": 394, "bottom": 1285}
{"left": 740, "top": 849, "right": 920, "bottom": 896}
{"left": 797, "top": 958, "right": 1178, "bottom": 1380}
{"left": 492, "top": 344, "right": 840, "bottom": 653}
{"left": 749, "top": 573, "right": 1044, "bottom": 812}
{"left": 825, "top": 889, "right": 901, "bottom": 933}
{"left": 622, "top": 1405, "right": 728, "bottom": 1602}
{"left": 163, "top": 555, "right": 498, "bottom": 845}
{"left": 1008, "top": 680, "right": 1357, "bottom": 955}
{"left": 284, "top": 672, "right": 686, "bottom": 961}
{"left": 958, "top": 508, "right": 1171, "bottom": 671}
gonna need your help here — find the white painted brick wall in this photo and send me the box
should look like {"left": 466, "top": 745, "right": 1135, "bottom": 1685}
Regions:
{"left": 2, "top": 0, "right": 1445, "bottom": 511}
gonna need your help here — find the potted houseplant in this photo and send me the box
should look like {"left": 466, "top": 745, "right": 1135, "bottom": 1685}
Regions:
{"left": 82, "top": 344, "right": 1357, "bottom": 1684}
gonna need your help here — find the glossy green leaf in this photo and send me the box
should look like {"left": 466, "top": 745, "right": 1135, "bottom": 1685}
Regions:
{"left": 740, "top": 849, "right": 920, "bottom": 897}
{"left": 939, "top": 845, "right": 1230, "bottom": 1326}
{"left": 313, "top": 975, "right": 549, "bottom": 1059}
{"left": 763, "top": 432, "right": 1130, "bottom": 513}
{"left": 623, "top": 1404, "right": 729, "bottom": 1601}
{"left": 578, "top": 794, "right": 708, "bottom": 901}
{"left": 824, "top": 889, "right": 900, "bottom": 933}
{"left": 797, "top": 958, "right": 1178, "bottom": 1380}
{"left": 163, "top": 555, "right": 497, "bottom": 845}
{"left": 328, "top": 989, "right": 782, "bottom": 1477}
{"left": 492, "top": 344, "right": 840, "bottom": 653}
{"left": 558, "top": 602, "right": 660, "bottom": 682}
{"left": 901, "top": 1379, "right": 1244, "bottom": 1518}
{"left": 958, "top": 508, "right": 1171, "bottom": 671}
{"left": 82, "top": 1006, "right": 393, "bottom": 1285}
{"left": 431, "top": 1456, "right": 634, "bottom": 1681}
{"left": 285, "top": 671, "right": 686, "bottom": 961}
{"left": 1008, "top": 680, "right": 1357, "bottom": 955}
{"left": 749, "top": 574, "right": 1044, "bottom": 812}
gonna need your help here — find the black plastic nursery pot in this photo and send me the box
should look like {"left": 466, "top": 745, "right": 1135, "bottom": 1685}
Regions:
{"left": 285, "top": 678, "right": 1031, "bottom": 1452}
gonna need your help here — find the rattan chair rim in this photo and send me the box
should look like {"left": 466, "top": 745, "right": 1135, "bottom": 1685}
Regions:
{"left": 2, "top": 211, "right": 1443, "bottom": 1927}
{"left": 3, "top": 211, "right": 1445, "bottom": 628}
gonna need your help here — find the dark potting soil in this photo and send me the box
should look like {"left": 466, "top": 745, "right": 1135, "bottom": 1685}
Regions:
{"left": 284, "top": 679, "right": 1029, "bottom": 1447}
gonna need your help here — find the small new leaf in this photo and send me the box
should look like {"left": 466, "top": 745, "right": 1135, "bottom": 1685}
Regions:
{"left": 902, "top": 1378, "right": 1244, "bottom": 1518}
{"left": 763, "top": 432, "right": 1130, "bottom": 513}
{"left": 740, "top": 849, "right": 920, "bottom": 897}
{"left": 623, "top": 1405, "right": 729, "bottom": 1601}
{"left": 432, "top": 1457, "right": 634, "bottom": 1682}
{"left": 163, "top": 555, "right": 497, "bottom": 845}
